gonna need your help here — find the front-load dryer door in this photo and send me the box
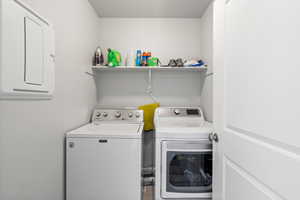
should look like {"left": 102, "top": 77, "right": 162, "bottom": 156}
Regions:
{"left": 161, "top": 140, "right": 212, "bottom": 199}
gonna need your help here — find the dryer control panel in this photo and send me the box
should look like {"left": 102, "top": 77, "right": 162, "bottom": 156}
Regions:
{"left": 155, "top": 107, "right": 204, "bottom": 118}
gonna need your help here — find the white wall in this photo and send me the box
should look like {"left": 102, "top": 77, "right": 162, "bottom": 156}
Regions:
{"left": 96, "top": 18, "right": 213, "bottom": 109}
{"left": 95, "top": 70, "right": 203, "bottom": 107}
{"left": 0, "top": 0, "right": 99, "bottom": 200}
{"left": 200, "top": 3, "right": 214, "bottom": 122}
{"left": 99, "top": 18, "right": 202, "bottom": 65}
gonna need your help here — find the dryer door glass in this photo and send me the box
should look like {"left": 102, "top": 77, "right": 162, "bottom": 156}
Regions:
{"left": 166, "top": 152, "right": 212, "bottom": 193}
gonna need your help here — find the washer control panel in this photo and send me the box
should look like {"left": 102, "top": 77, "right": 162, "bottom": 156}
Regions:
{"left": 92, "top": 109, "right": 144, "bottom": 123}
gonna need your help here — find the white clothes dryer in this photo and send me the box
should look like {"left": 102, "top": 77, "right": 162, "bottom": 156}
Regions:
{"left": 154, "top": 107, "right": 214, "bottom": 200}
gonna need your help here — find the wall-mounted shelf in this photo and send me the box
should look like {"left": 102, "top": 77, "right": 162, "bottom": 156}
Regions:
{"left": 92, "top": 66, "right": 208, "bottom": 72}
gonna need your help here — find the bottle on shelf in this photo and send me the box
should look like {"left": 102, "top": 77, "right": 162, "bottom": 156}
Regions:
{"left": 126, "top": 51, "right": 135, "bottom": 66}
{"left": 142, "top": 52, "right": 147, "bottom": 66}
{"left": 94, "top": 47, "right": 104, "bottom": 66}
{"left": 136, "top": 50, "right": 142, "bottom": 66}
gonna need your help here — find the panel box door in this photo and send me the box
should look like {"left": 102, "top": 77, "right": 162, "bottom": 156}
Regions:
{"left": 0, "top": 0, "right": 55, "bottom": 99}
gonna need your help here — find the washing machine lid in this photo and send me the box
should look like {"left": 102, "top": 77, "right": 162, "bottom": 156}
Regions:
{"left": 67, "top": 123, "right": 143, "bottom": 139}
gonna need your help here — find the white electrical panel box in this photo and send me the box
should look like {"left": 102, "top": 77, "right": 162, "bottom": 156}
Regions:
{"left": 0, "top": 0, "right": 55, "bottom": 99}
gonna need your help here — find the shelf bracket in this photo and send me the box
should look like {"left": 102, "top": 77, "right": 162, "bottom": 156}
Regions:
{"left": 205, "top": 72, "right": 214, "bottom": 78}
{"left": 85, "top": 71, "right": 95, "bottom": 77}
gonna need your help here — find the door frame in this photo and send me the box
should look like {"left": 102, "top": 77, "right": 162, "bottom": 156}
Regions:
{"left": 212, "top": 0, "right": 226, "bottom": 199}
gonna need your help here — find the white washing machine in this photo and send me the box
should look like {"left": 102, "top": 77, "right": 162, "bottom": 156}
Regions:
{"left": 154, "top": 107, "right": 214, "bottom": 200}
{"left": 66, "top": 108, "right": 144, "bottom": 200}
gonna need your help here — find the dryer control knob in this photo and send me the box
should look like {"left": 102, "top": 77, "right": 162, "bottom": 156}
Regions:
{"left": 174, "top": 109, "right": 181, "bottom": 115}
{"left": 96, "top": 112, "right": 101, "bottom": 117}
{"left": 103, "top": 112, "right": 108, "bottom": 117}
{"left": 115, "top": 112, "right": 121, "bottom": 118}
{"left": 128, "top": 112, "right": 133, "bottom": 118}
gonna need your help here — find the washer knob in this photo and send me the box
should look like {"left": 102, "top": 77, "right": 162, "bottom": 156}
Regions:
{"left": 135, "top": 112, "right": 140, "bottom": 118}
{"left": 96, "top": 112, "right": 101, "bottom": 117}
{"left": 103, "top": 112, "right": 108, "bottom": 117}
{"left": 128, "top": 112, "right": 133, "bottom": 118}
{"left": 174, "top": 109, "right": 181, "bottom": 115}
{"left": 115, "top": 111, "right": 121, "bottom": 118}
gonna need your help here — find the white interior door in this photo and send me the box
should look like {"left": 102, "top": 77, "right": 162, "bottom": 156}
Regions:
{"left": 213, "top": 0, "right": 300, "bottom": 200}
